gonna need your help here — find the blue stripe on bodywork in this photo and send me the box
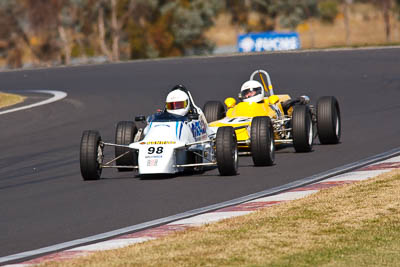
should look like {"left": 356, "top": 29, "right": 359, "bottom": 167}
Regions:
{"left": 178, "top": 122, "right": 183, "bottom": 139}
{"left": 175, "top": 121, "right": 179, "bottom": 137}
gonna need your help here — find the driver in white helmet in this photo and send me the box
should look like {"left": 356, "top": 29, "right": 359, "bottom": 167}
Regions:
{"left": 239, "top": 80, "right": 265, "bottom": 103}
{"left": 165, "top": 87, "right": 191, "bottom": 117}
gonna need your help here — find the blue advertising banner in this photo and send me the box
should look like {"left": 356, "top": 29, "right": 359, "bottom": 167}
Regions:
{"left": 238, "top": 32, "right": 301, "bottom": 52}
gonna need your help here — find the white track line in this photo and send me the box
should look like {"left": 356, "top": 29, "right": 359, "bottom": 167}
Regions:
{"left": 169, "top": 211, "right": 252, "bottom": 226}
{"left": 381, "top": 155, "right": 400, "bottom": 163}
{"left": 0, "top": 90, "right": 67, "bottom": 115}
{"left": 248, "top": 190, "right": 319, "bottom": 202}
{"left": 324, "top": 170, "right": 391, "bottom": 182}
{"left": 67, "top": 237, "right": 154, "bottom": 252}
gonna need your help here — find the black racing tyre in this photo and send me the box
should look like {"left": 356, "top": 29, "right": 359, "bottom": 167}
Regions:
{"left": 115, "top": 121, "right": 137, "bottom": 172}
{"left": 317, "top": 96, "right": 341, "bottom": 144}
{"left": 292, "top": 105, "right": 314, "bottom": 152}
{"left": 203, "top": 101, "right": 225, "bottom": 123}
{"left": 80, "top": 130, "right": 102, "bottom": 180}
{"left": 250, "top": 116, "right": 275, "bottom": 166}
{"left": 216, "top": 126, "right": 238, "bottom": 176}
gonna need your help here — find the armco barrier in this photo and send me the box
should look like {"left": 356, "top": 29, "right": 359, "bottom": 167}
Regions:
{"left": 238, "top": 32, "right": 301, "bottom": 52}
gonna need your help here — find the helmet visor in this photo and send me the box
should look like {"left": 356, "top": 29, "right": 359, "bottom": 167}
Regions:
{"left": 242, "top": 87, "right": 263, "bottom": 99}
{"left": 166, "top": 100, "right": 188, "bottom": 110}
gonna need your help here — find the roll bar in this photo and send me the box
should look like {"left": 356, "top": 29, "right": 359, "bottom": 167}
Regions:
{"left": 249, "top": 69, "right": 275, "bottom": 96}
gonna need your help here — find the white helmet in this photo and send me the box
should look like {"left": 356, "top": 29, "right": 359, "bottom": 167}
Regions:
{"left": 239, "top": 80, "right": 264, "bottom": 103}
{"left": 166, "top": 89, "right": 190, "bottom": 116}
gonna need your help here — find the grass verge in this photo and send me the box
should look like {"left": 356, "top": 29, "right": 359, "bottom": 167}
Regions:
{"left": 0, "top": 92, "right": 25, "bottom": 109}
{"left": 41, "top": 169, "right": 400, "bottom": 266}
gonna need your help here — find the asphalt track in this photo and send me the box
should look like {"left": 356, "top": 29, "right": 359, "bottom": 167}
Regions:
{"left": 0, "top": 48, "right": 399, "bottom": 258}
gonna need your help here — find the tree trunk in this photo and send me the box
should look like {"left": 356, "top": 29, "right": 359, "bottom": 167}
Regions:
{"left": 7, "top": 35, "right": 23, "bottom": 69}
{"left": 394, "top": 19, "right": 399, "bottom": 42}
{"left": 58, "top": 25, "right": 71, "bottom": 65}
{"left": 383, "top": 0, "right": 391, "bottom": 42}
{"left": 98, "top": 6, "right": 113, "bottom": 61}
{"left": 344, "top": 0, "right": 351, "bottom": 46}
{"left": 309, "top": 22, "right": 315, "bottom": 48}
{"left": 110, "top": 0, "right": 120, "bottom": 61}
{"left": 304, "top": 7, "right": 315, "bottom": 48}
{"left": 6, "top": 7, "right": 40, "bottom": 62}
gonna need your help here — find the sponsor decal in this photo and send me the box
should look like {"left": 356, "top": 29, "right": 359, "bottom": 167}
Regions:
{"left": 238, "top": 32, "right": 300, "bottom": 52}
{"left": 145, "top": 155, "right": 162, "bottom": 159}
{"left": 225, "top": 117, "right": 251, "bottom": 123}
{"left": 143, "top": 141, "right": 176, "bottom": 145}
{"left": 190, "top": 120, "right": 206, "bottom": 137}
{"left": 147, "top": 159, "right": 158, "bottom": 166}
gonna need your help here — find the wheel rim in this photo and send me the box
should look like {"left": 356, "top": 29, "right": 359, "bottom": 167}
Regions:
{"left": 233, "top": 136, "right": 238, "bottom": 171}
{"left": 269, "top": 130, "right": 275, "bottom": 161}
{"left": 308, "top": 120, "right": 313, "bottom": 146}
{"left": 97, "top": 143, "right": 104, "bottom": 175}
{"left": 335, "top": 115, "right": 340, "bottom": 138}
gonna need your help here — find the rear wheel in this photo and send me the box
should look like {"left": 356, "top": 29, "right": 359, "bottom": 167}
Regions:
{"left": 115, "top": 121, "right": 137, "bottom": 171}
{"left": 216, "top": 126, "right": 238, "bottom": 176}
{"left": 250, "top": 116, "right": 275, "bottom": 166}
{"left": 317, "top": 96, "right": 341, "bottom": 144}
{"left": 80, "top": 130, "right": 103, "bottom": 180}
{"left": 292, "top": 105, "right": 313, "bottom": 152}
{"left": 203, "top": 101, "right": 225, "bottom": 123}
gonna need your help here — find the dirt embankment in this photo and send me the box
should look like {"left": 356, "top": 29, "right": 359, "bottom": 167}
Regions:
{"left": 206, "top": 3, "right": 400, "bottom": 49}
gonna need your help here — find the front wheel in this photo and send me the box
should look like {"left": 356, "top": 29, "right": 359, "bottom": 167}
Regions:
{"left": 292, "top": 105, "right": 314, "bottom": 152}
{"left": 80, "top": 130, "right": 103, "bottom": 180}
{"left": 115, "top": 121, "right": 137, "bottom": 171}
{"left": 317, "top": 96, "right": 341, "bottom": 144}
{"left": 250, "top": 116, "right": 275, "bottom": 166}
{"left": 216, "top": 126, "right": 238, "bottom": 176}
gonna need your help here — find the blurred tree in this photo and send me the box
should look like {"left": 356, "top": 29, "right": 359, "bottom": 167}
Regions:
{"left": 318, "top": 0, "right": 339, "bottom": 23}
{"left": 224, "top": 0, "right": 251, "bottom": 31}
{"left": 275, "top": 0, "right": 319, "bottom": 47}
{"left": 223, "top": 0, "right": 277, "bottom": 32}
{"left": 164, "top": 0, "right": 222, "bottom": 55}
{"left": 22, "top": 0, "right": 64, "bottom": 63}
{"left": 252, "top": 0, "right": 278, "bottom": 31}
{"left": 384, "top": 0, "right": 392, "bottom": 41}
{"left": 223, "top": 0, "right": 319, "bottom": 32}
{"left": 275, "top": 0, "right": 319, "bottom": 29}
{"left": 98, "top": 0, "right": 221, "bottom": 60}
{"left": 355, "top": 0, "right": 395, "bottom": 42}
{"left": 96, "top": 0, "right": 141, "bottom": 61}
{"left": 0, "top": 0, "right": 36, "bottom": 67}
{"left": 396, "top": 0, "right": 400, "bottom": 16}
{"left": 0, "top": 0, "right": 222, "bottom": 67}
{"left": 124, "top": 0, "right": 221, "bottom": 58}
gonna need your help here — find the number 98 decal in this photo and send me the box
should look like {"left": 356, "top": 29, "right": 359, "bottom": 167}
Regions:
{"left": 148, "top": 147, "right": 164, "bottom": 154}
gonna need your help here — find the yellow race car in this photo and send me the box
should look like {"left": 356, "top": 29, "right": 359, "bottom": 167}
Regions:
{"left": 203, "top": 69, "right": 341, "bottom": 166}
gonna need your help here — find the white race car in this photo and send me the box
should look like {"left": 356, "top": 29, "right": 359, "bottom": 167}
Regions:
{"left": 79, "top": 87, "right": 238, "bottom": 180}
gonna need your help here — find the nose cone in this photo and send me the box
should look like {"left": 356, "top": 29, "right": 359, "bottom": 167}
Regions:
{"left": 137, "top": 122, "right": 181, "bottom": 174}
{"left": 137, "top": 144, "right": 176, "bottom": 174}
